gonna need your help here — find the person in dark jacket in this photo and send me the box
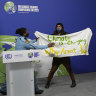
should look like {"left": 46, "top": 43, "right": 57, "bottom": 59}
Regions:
{"left": 45, "top": 23, "right": 76, "bottom": 89}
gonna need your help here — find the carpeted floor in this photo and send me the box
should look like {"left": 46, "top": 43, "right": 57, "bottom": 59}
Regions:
{"left": 0, "top": 72, "right": 96, "bottom": 96}
{"left": 36, "top": 72, "right": 96, "bottom": 96}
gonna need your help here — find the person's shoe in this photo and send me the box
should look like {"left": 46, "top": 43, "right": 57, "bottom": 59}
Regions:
{"left": 45, "top": 81, "right": 50, "bottom": 89}
{"left": 70, "top": 80, "right": 76, "bottom": 88}
{"left": 35, "top": 90, "right": 44, "bottom": 94}
{"left": 0, "top": 90, "right": 7, "bottom": 95}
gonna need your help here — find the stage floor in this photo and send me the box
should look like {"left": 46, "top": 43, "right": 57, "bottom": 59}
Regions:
{"left": 0, "top": 72, "right": 96, "bottom": 96}
{"left": 36, "top": 72, "right": 96, "bottom": 96}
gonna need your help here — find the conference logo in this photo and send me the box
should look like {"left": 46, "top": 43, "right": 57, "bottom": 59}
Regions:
{"left": 28, "top": 52, "right": 33, "bottom": 58}
{"left": 4, "top": 1, "right": 39, "bottom": 14}
{"left": 4, "top": 1, "right": 16, "bottom": 14}
{"left": 5, "top": 54, "right": 12, "bottom": 59}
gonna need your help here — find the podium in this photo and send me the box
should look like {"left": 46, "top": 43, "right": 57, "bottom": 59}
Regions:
{"left": 3, "top": 50, "right": 40, "bottom": 96}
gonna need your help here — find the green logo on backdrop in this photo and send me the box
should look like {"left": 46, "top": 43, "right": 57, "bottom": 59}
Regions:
{"left": 4, "top": 1, "right": 16, "bottom": 14}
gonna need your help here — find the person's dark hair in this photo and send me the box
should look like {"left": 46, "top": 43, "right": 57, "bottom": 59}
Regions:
{"left": 15, "top": 27, "right": 27, "bottom": 36}
{"left": 53, "top": 23, "right": 66, "bottom": 35}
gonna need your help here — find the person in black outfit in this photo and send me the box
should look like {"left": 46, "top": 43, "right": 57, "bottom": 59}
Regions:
{"left": 45, "top": 23, "right": 76, "bottom": 88}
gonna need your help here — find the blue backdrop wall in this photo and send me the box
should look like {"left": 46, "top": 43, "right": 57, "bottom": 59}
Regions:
{"left": 0, "top": 0, "right": 96, "bottom": 74}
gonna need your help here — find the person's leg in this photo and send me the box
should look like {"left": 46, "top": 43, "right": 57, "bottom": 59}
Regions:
{"left": 34, "top": 72, "right": 39, "bottom": 92}
{"left": 63, "top": 59, "right": 76, "bottom": 87}
{"left": 48, "top": 65, "right": 59, "bottom": 82}
{"left": 0, "top": 81, "right": 7, "bottom": 95}
{"left": 34, "top": 72, "right": 44, "bottom": 94}
{"left": 45, "top": 65, "right": 59, "bottom": 88}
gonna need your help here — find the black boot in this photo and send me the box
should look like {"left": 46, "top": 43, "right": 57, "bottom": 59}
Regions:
{"left": 45, "top": 81, "right": 50, "bottom": 89}
{"left": 70, "top": 80, "right": 76, "bottom": 88}
{"left": 0, "top": 90, "right": 7, "bottom": 95}
{"left": 35, "top": 90, "right": 44, "bottom": 94}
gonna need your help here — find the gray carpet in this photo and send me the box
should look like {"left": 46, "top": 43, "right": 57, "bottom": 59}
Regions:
{"left": 0, "top": 72, "right": 96, "bottom": 96}
{"left": 36, "top": 72, "right": 96, "bottom": 96}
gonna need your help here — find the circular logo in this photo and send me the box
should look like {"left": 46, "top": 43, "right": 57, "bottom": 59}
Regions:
{"left": 5, "top": 54, "right": 12, "bottom": 59}
{"left": 4, "top": 1, "right": 16, "bottom": 14}
{"left": 28, "top": 53, "right": 33, "bottom": 58}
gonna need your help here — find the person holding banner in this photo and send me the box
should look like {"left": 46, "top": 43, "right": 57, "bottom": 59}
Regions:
{"left": 45, "top": 23, "right": 76, "bottom": 88}
{"left": 0, "top": 28, "right": 54, "bottom": 95}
